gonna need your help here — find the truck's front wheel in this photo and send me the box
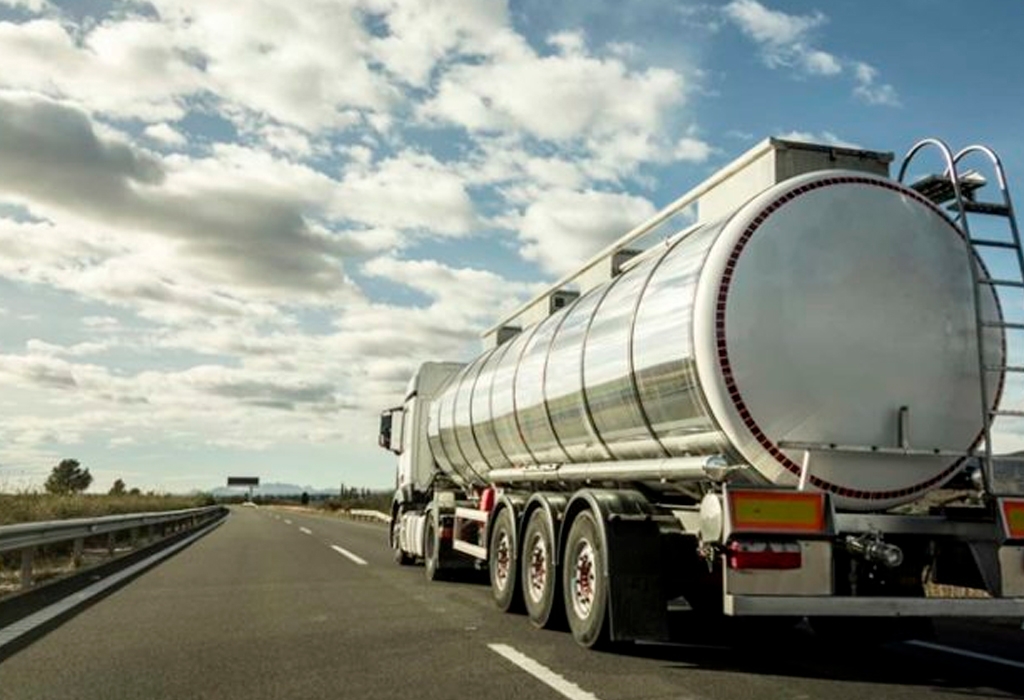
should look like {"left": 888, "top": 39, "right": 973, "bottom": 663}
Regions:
{"left": 390, "top": 509, "right": 414, "bottom": 566}
{"left": 424, "top": 511, "right": 444, "bottom": 580}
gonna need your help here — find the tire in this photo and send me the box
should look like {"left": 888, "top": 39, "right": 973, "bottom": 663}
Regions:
{"left": 424, "top": 511, "right": 442, "bottom": 581}
{"left": 488, "top": 507, "right": 521, "bottom": 612}
{"left": 521, "top": 508, "right": 563, "bottom": 629}
{"left": 390, "top": 512, "right": 414, "bottom": 566}
{"left": 562, "top": 510, "right": 609, "bottom": 648}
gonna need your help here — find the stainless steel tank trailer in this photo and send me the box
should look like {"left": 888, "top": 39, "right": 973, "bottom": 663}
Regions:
{"left": 378, "top": 136, "right": 1024, "bottom": 649}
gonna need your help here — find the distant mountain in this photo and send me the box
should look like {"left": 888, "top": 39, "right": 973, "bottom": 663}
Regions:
{"left": 208, "top": 482, "right": 340, "bottom": 498}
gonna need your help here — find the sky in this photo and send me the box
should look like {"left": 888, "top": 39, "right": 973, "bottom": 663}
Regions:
{"left": 0, "top": 0, "right": 1022, "bottom": 494}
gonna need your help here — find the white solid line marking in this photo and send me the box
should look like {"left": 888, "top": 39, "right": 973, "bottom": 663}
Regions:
{"left": 299, "top": 527, "right": 312, "bottom": 535}
{"left": 330, "top": 544, "right": 367, "bottom": 566}
{"left": 283, "top": 519, "right": 292, "bottom": 525}
{"left": 904, "top": 639, "right": 1024, "bottom": 671}
{"left": 0, "top": 518, "right": 225, "bottom": 650}
{"left": 489, "top": 643, "right": 600, "bottom": 700}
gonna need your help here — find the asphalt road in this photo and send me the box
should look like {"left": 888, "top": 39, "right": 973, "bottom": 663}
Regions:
{"left": 0, "top": 505, "right": 1021, "bottom": 699}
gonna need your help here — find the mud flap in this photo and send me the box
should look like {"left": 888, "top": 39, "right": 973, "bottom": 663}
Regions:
{"left": 605, "top": 515, "right": 670, "bottom": 643}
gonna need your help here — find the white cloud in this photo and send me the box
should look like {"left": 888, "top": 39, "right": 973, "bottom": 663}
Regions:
{"left": 801, "top": 49, "right": 841, "bottom": 76}
{"left": 362, "top": 256, "right": 540, "bottom": 324}
{"left": 333, "top": 151, "right": 476, "bottom": 236}
{"left": 418, "top": 28, "right": 685, "bottom": 161}
{"left": 259, "top": 124, "right": 314, "bottom": 159}
{"left": 143, "top": 122, "right": 187, "bottom": 147}
{"left": 725, "top": 0, "right": 824, "bottom": 48}
{"left": 0, "top": 93, "right": 474, "bottom": 314}
{"left": 776, "top": 130, "right": 860, "bottom": 149}
{"left": 0, "top": 0, "right": 50, "bottom": 10}
{"left": 366, "top": 0, "right": 508, "bottom": 87}
{"left": 516, "top": 189, "right": 657, "bottom": 276}
{"left": 674, "top": 136, "right": 714, "bottom": 163}
{"left": 852, "top": 61, "right": 901, "bottom": 107}
{"left": 0, "top": 19, "right": 204, "bottom": 121}
{"left": 724, "top": 0, "right": 898, "bottom": 105}
{"left": 149, "top": 0, "right": 399, "bottom": 131}
{"left": 0, "top": 0, "right": 721, "bottom": 492}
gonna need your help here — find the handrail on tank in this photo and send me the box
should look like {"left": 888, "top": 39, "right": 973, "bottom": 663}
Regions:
{"left": 899, "top": 138, "right": 994, "bottom": 498}
{"left": 954, "top": 144, "right": 1009, "bottom": 191}
{"left": 954, "top": 145, "right": 1024, "bottom": 498}
{"left": 897, "top": 138, "right": 960, "bottom": 192}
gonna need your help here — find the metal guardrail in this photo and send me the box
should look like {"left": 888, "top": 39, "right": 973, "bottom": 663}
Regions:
{"left": 347, "top": 509, "right": 389, "bottom": 522}
{"left": 0, "top": 506, "right": 226, "bottom": 591}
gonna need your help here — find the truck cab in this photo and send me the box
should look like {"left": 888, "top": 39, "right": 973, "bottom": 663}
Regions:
{"left": 378, "top": 361, "right": 464, "bottom": 561}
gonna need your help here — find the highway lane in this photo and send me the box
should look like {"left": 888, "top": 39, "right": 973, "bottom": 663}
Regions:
{"left": 0, "top": 505, "right": 1020, "bottom": 699}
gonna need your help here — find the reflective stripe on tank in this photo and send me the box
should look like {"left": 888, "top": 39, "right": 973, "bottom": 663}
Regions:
{"left": 714, "top": 175, "right": 999, "bottom": 501}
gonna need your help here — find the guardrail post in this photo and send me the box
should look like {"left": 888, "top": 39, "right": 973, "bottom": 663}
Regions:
{"left": 148, "top": 524, "right": 155, "bottom": 543}
{"left": 130, "top": 527, "right": 139, "bottom": 549}
{"left": 20, "top": 547, "right": 34, "bottom": 589}
{"left": 107, "top": 532, "right": 116, "bottom": 557}
{"left": 71, "top": 537, "right": 84, "bottom": 568}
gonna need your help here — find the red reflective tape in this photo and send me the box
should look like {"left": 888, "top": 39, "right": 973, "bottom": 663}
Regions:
{"left": 715, "top": 176, "right": 992, "bottom": 500}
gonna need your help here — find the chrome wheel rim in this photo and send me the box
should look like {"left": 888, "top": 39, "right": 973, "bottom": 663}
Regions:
{"left": 494, "top": 530, "right": 511, "bottom": 591}
{"left": 570, "top": 539, "right": 596, "bottom": 620}
{"left": 526, "top": 533, "right": 548, "bottom": 604}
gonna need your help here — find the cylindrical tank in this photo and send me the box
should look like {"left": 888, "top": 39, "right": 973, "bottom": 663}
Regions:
{"left": 427, "top": 170, "right": 1005, "bottom": 511}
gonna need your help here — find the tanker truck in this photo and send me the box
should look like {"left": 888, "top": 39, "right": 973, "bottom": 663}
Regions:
{"left": 377, "top": 135, "right": 1024, "bottom": 648}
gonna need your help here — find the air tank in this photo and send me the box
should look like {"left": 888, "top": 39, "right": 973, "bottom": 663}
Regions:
{"left": 427, "top": 169, "right": 1005, "bottom": 511}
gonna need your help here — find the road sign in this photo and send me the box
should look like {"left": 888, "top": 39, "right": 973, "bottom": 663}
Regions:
{"left": 227, "top": 477, "right": 259, "bottom": 487}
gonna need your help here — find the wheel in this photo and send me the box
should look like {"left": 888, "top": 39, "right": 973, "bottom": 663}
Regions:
{"left": 562, "top": 510, "right": 609, "bottom": 648}
{"left": 390, "top": 512, "right": 414, "bottom": 566}
{"left": 424, "top": 511, "right": 443, "bottom": 581}
{"left": 488, "top": 507, "right": 521, "bottom": 612}
{"left": 521, "top": 508, "right": 563, "bottom": 629}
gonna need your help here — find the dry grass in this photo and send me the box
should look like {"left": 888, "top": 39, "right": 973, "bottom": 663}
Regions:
{"left": 925, "top": 582, "right": 991, "bottom": 598}
{"left": 0, "top": 492, "right": 213, "bottom": 526}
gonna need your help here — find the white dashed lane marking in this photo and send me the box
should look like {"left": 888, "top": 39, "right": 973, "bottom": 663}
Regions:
{"left": 330, "top": 544, "right": 367, "bottom": 566}
{"left": 488, "top": 643, "right": 600, "bottom": 700}
{"left": 904, "top": 640, "right": 1024, "bottom": 671}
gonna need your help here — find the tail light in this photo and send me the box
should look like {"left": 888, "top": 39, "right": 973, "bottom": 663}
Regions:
{"left": 727, "top": 540, "right": 802, "bottom": 570}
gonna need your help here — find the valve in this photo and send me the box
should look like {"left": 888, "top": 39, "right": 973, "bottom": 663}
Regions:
{"left": 844, "top": 533, "right": 903, "bottom": 568}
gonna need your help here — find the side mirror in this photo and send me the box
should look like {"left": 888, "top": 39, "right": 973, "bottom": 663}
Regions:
{"left": 378, "top": 407, "right": 404, "bottom": 454}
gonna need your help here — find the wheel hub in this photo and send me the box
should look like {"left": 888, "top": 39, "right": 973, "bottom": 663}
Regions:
{"left": 494, "top": 531, "right": 511, "bottom": 590}
{"left": 527, "top": 534, "right": 548, "bottom": 603}
{"left": 571, "top": 539, "right": 596, "bottom": 620}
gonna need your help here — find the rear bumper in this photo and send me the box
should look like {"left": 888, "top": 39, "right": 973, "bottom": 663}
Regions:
{"left": 724, "top": 594, "right": 1024, "bottom": 617}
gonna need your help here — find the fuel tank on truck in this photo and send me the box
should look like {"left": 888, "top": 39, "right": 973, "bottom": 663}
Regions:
{"left": 427, "top": 169, "right": 1005, "bottom": 511}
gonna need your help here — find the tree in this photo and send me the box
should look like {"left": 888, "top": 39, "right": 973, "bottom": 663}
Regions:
{"left": 44, "top": 459, "right": 93, "bottom": 495}
{"left": 109, "top": 478, "right": 127, "bottom": 496}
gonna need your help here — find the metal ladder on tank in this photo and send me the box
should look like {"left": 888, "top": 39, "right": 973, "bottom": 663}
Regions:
{"left": 898, "top": 138, "right": 1024, "bottom": 497}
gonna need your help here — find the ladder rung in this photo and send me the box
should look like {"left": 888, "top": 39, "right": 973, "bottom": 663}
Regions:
{"left": 962, "top": 201, "right": 1011, "bottom": 216}
{"left": 978, "top": 278, "right": 1024, "bottom": 288}
{"left": 991, "top": 409, "right": 1024, "bottom": 417}
{"left": 985, "top": 365, "right": 1024, "bottom": 372}
{"left": 970, "top": 238, "right": 1018, "bottom": 249}
{"left": 983, "top": 321, "right": 1024, "bottom": 330}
